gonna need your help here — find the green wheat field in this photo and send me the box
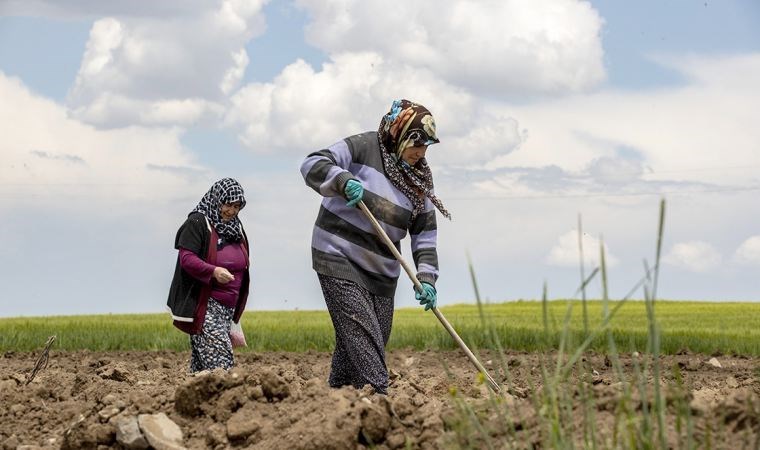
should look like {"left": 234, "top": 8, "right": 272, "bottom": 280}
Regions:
{"left": 3, "top": 300, "right": 760, "bottom": 355}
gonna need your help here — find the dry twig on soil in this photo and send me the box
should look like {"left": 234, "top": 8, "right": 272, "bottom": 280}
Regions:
{"left": 25, "top": 335, "right": 56, "bottom": 385}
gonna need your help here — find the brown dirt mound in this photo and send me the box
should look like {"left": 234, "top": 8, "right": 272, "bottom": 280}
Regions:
{"left": 1, "top": 350, "right": 759, "bottom": 449}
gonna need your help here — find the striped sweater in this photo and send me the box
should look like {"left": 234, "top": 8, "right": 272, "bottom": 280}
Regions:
{"left": 300, "top": 131, "right": 439, "bottom": 297}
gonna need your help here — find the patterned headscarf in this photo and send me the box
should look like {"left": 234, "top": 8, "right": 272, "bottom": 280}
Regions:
{"left": 192, "top": 178, "right": 246, "bottom": 242}
{"left": 378, "top": 99, "right": 451, "bottom": 220}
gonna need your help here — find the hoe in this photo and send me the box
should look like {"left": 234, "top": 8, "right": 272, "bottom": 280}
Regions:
{"left": 358, "top": 200, "right": 501, "bottom": 393}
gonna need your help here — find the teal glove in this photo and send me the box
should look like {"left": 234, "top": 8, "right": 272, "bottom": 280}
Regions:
{"left": 415, "top": 282, "right": 437, "bottom": 311}
{"left": 344, "top": 179, "right": 364, "bottom": 207}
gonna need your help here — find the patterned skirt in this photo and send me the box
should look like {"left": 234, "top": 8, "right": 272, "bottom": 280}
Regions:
{"left": 190, "top": 298, "right": 234, "bottom": 373}
{"left": 318, "top": 274, "right": 394, "bottom": 394}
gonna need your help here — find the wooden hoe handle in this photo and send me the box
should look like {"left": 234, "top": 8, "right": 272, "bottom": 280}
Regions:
{"left": 357, "top": 201, "right": 501, "bottom": 393}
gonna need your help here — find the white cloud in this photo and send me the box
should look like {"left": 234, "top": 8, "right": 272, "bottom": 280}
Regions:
{"left": 0, "top": 72, "right": 205, "bottom": 209}
{"left": 71, "top": 92, "right": 225, "bottom": 127}
{"left": 734, "top": 236, "right": 760, "bottom": 265}
{"left": 486, "top": 54, "right": 760, "bottom": 191}
{"left": 296, "top": 0, "right": 606, "bottom": 95}
{"left": 586, "top": 156, "right": 644, "bottom": 185}
{"left": 224, "top": 30, "right": 759, "bottom": 200}
{"left": 546, "top": 230, "right": 619, "bottom": 268}
{"left": 0, "top": 1, "right": 214, "bottom": 19}
{"left": 440, "top": 116, "right": 526, "bottom": 167}
{"left": 221, "top": 48, "right": 251, "bottom": 96}
{"left": 664, "top": 241, "right": 722, "bottom": 273}
{"left": 218, "top": 48, "right": 760, "bottom": 261}
{"left": 66, "top": 1, "right": 267, "bottom": 128}
{"left": 225, "top": 52, "right": 480, "bottom": 155}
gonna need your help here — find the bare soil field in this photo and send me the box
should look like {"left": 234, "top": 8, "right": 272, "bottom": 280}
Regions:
{"left": 1, "top": 349, "right": 759, "bottom": 449}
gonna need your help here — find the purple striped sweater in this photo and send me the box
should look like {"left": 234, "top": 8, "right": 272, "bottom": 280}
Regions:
{"left": 300, "top": 131, "right": 438, "bottom": 297}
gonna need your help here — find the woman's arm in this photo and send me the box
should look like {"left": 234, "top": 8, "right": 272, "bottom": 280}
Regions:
{"left": 300, "top": 139, "right": 357, "bottom": 197}
{"left": 179, "top": 248, "right": 215, "bottom": 284}
{"left": 409, "top": 203, "right": 439, "bottom": 287}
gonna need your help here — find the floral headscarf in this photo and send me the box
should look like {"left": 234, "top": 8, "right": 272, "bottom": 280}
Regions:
{"left": 378, "top": 99, "right": 451, "bottom": 220}
{"left": 192, "top": 177, "right": 246, "bottom": 243}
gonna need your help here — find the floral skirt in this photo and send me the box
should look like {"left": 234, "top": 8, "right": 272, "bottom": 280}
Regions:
{"left": 190, "top": 298, "right": 234, "bottom": 373}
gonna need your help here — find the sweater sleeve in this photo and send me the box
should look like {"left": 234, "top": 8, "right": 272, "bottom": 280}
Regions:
{"left": 179, "top": 248, "right": 215, "bottom": 285}
{"left": 300, "top": 139, "right": 356, "bottom": 197}
{"left": 409, "top": 201, "right": 439, "bottom": 287}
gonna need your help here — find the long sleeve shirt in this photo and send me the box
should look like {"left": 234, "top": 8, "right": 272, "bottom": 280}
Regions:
{"left": 299, "top": 131, "right": 439, "bottom": 297}
{"left": 179, "top": 243, "right": 247, "bottom": 308}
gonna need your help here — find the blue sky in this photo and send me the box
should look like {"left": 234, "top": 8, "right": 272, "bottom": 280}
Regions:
{"left": 1, "top": 0, "right": 759, "bottom": 317}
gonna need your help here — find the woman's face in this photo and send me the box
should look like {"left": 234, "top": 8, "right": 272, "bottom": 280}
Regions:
{"left": 401, "top": 145, "right": 428, "bottom": 166}
{"left": 220, "top": 201, "right": 242, "bottom": 222}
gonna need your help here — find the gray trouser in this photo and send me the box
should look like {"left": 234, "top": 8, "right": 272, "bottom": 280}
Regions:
{"left": 317, "top": 274, "right": 394, "bottom": 394}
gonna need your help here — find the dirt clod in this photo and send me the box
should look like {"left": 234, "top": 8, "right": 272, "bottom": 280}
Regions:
{"left": 225, "top": 405, "right": 261, "bottom": 441}
{"left": 259, "top": 369, "right": 290, "bottom": 401}
{"left": 174, "top": 370, "right": 229, "bottom": 416}
{"left": 359, "top": 402, "right": 391, "bottom": 444}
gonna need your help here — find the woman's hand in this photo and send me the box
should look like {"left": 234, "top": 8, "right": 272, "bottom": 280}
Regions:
{"left": 415, "top": 282, "right": 437, "bottom": 311}
{"left": 213, "top": 267, "right": 235, "bottom": 284}
{"left": 344, "top": 179, "right": 364, "bottom": 207}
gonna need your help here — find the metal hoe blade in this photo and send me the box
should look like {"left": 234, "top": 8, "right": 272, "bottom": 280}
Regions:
{"left": 357, "top": 201, "right": 501, "bottom": 393}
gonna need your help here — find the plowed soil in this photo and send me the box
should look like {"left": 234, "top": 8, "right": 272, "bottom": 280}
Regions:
{"left": 1, "top": 349, "right": 759, "bottom": 449}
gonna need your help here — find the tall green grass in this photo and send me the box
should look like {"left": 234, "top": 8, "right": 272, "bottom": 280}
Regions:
{"left": 2, "top": 300, "right": 760, "bottom": 353}
{"left": 445, "top": 198, "right": 757, "bottom": 449}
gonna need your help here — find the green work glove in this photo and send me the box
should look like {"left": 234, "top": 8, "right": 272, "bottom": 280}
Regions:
{"left": 415, "top": 282, "right": 437, "bottom": 311}
{"left": 344, "top": 179, "right": 364, "bottom": 207}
